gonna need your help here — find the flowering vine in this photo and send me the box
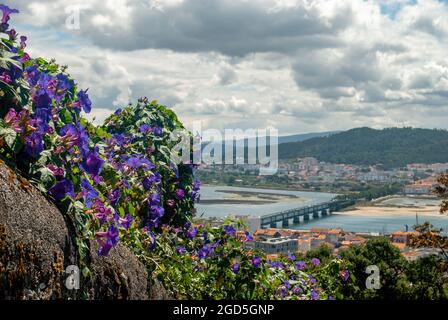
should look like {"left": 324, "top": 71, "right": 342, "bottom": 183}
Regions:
{"left": 0, "top": 5, "right": 353, "bottom": 299}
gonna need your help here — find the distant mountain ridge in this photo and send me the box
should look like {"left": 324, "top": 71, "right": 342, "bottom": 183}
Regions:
{"left": 278, "top": 131, "right": 340, "bottom": 144}
{"left": 202, "top": 130, "right": 339, "bottom": 146}
{"left": 278, "top": 127, "right": 448, "bottom": 169}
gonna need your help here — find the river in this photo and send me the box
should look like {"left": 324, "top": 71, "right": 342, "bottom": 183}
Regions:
{"left": 196, "top": 186, "right": 448, "bottom": 233}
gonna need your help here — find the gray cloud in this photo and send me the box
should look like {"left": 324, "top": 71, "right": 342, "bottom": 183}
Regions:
{"left": 4, "top": 0, "right": 448, "bottom": 135}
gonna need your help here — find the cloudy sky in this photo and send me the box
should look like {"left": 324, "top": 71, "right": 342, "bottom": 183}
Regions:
{"left": 5, "top": 0, "right": 448, "bottom": 135}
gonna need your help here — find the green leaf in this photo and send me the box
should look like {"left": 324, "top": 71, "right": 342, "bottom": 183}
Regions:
{"left": 127, "top": 202, "right": 135, "bottom": 215}
{"left": 0, "top": 126, "right": 17, "bottom": 149}
{"left": 39, "top": 167, "right": 56, "bottom": 188}
{"left": 60, "top": 108, "right": 73, "bottom": 124}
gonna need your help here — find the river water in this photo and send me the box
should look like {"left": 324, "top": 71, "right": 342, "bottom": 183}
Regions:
{"left": 196, "top": 185, "right": 448, "bottom": 233}
{"left": 196, "top": 185, "right": 336, "bottom": 218}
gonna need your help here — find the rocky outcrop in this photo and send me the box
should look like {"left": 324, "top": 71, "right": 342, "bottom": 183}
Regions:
{"left": 0, "top": 161, "right": 152, "bottom": 299}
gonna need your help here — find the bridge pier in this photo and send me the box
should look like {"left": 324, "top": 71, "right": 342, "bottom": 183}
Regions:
{"left": 282, "top": 219, "right": 289, "bottom": 228}
{"left": 313, "top": 211, "right": 319, "bottom": 219}
{"left": 293, "top": 216, "right": 301, "bottom": 224}
{"left": 321, "top": 210, "right": 328, "bottom": 217}
{"left": 270, "top": 222, "right": 277, "bottom": 228}
{"left": 304, "top": 214, "right": 310, "bottom": 222}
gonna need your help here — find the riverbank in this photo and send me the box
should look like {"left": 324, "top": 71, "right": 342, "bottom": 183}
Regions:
{"left": 339, "top": 196, "right": 444, "bottom": 217}
{"left": 340, "top": 205, "right": 443, "bottom": 217}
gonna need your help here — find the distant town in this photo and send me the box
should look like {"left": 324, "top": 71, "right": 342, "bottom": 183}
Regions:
{"left": 196, "top": 157, "right": 448, "bottom": 261}
{"left": 232, "top": 226, "right": 443, "bottom": 262}
{"left": 198, "top": 157, "right": 447, "bottom": 196}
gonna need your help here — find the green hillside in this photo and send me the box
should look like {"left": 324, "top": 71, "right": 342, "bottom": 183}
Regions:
{"left": 278, "top": 127, "right": 448, "bottom": 169}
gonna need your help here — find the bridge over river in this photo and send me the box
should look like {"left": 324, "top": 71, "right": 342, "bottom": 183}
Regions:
{"left": 260, "top": 199, "right": 356, "bottom": 229}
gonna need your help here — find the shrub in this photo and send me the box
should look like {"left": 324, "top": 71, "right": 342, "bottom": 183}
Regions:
{"left": 0, "top": 5, "right": 350, "bottom": 299}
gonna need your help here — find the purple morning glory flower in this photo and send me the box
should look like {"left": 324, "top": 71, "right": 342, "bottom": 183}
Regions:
{"left": 109, "top": 133, "right": 126, "bottom": 147}
{"left": 328, "top": 295, "right": 335, "bottom": 300}
{"left": 25, "top": 65, "right": 40, "bottom": 86}
{"left": 311, "top": 290, "right": 319, "bottom": 300}
{"left": 117, "top": 214, "right": 133, "bottom": 230}
{"left": 80, "top": 147, "right": 104, "bottom": 177}
{"left": 24, "top": 132, "right": 43, "bottom": 158}
{"left": 0, "top": 4, "right": 19, "bottom": 24}
{"left": 244, "top": 231, "right": 254, "bottom": 242}
{"left": 122, "top": 178, "right": 131, "bottom": 189}
{"left": 35, "top": 73, "right": 53, "bottom": 97}
{"left": 81, "top": 178, "right": 99, "bottom": 209}
{"left": 292, "top": 286, "right": 303, "bottom": 296}
{"left": 97, "top": 241, "right": 113, "bottom": 257}
{"left": 224, "top": 225, "right": 236, "bottom": 237}
{"left": 176, "top": 246, "right": 186, "bottom": 255}
{"left": 267, "top": 260, "right": 284, "bottom": 269}
{"left": 94, "top": 201, "right": 112, "bottom": 227}
{"left": 150, "top": 205, "right": 165, "bottom": 218}
{"left": 341, "top": 269, "right": 350, "bottom": 282}
{"left": 77, "top": 89, "right": 92, "bottom": 114}
{"left": 287, "top": 252, "right": 296, "bottom": 261}
{"left": 284, "top": 281, "right": 292, "bottom": 289}
{"left": 54, "top": 74, "right": 73, "bottom": 101}
{"left": 198, "top": 244, "right": 212, "bottom": 259}
{"left": 19, "top": 35, "right": 26, "bottom": 48}
{"left": 232, "top": 263, "right": 240, "bottom": 274}
{"left": 48, "top": 165, "right": 65, "bottom": 181}
{"left": 193, "top": 179, "right": 200, "bottom": 191}
{"left": 251, "top": 256, "right": 261, "bottom": 268}
{"left": 7, "top": 28, "right": 17, "bottom": 40}
{"left": 0, "top": 71, "right": 12, "bottom": 84}
{"left": 149, "top": 192, "right": 161, "bottom": 206}
{"left": 148, "top": 231, "right": 156, "bottom": 251}
{"left": 59, "top": 123, "right": 89, "bottom": 153}
{"left": 186, "top": 227, "right": 198, "bottom": 239}
{"left": 152, "top": 127, "right": 163, "bottom": 137}
{"left": 295, "top": 261, "right": 306, "bottom": 270}
{"left": 142, "top": 172, "right": 161, "bottom": 190}
{"left": 20, "top": 52, "right": 30, "bottom": 63}
{"left": 189, "top": 190, "right": 200, "bottom": 202}
{"left": 175, "top": 188, "right": 185, "bottom": 200}
{"left": 48, "top": 179, "right": 75, "bottom": 201}
{"left": 126, "top": 156, "right": 155, "bottom": 171}
{"left": 108, "top": 188, "right": 120, "bottom": 206}
{"left": 311, "top": 258, "right": 320, "bottom": 266}
{"left": 97, "top": 224, "right": 119, "bottom": 256}
{"left": 278, "top": 286, "right": 288, "bottom": 298}
{"left": 114, "top": 108, "right": 122, "bottom": 115}
{"left": 139, "top": 124, "right": 152, "bottom": 134}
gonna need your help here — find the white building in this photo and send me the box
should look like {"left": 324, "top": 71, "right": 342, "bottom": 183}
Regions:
{"left": 255, "top": 237, "right": 298, "bottom": 254}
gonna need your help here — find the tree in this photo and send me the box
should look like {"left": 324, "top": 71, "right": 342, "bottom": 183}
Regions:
{"left": 340, "top": 238, "right": 408, "bottom": 299}
{"left": 435, "top": 174, "right": 448, "bottom": 215}
{"left": 405, "top": 255, "right": 448, "bottom": 300}
{"left": 409, "top": 222, "right": 448, "bottom": 261}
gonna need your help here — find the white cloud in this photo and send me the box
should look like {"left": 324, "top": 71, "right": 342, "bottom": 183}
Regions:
{"left": 4, "top": 0, "right": 448, "bottom": 135}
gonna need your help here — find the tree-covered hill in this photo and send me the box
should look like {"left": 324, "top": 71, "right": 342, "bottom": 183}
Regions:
{"left": 278, "top": 127, "right": 448, "bottom": 168}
